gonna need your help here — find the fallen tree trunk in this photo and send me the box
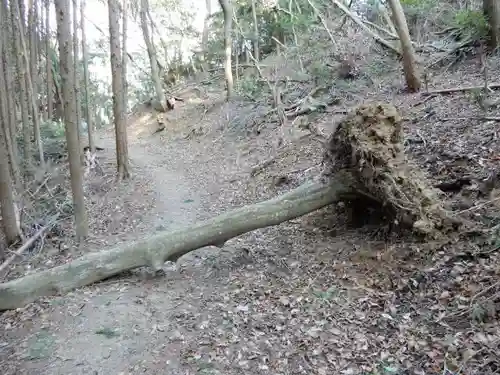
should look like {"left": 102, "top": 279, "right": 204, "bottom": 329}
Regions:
{"left": 0, "top": 102, "right": 462, "bottom": 311}
{"left": 0, "top": 178, "right": 352, "bottom": 311}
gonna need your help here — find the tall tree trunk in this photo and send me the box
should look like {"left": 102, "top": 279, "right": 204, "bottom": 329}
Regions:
{"left": 484, "top": 0, "right": 500, "bottom": 48}
{"left": 0, "top": 59, "right": 21, "bottom": 189}
{"left": 1, "top": 0, "right": 20, "bottom": 179}
{"left": 122, "top": 0, "right": 128, "bottom": 113}
{"left": 201, "top": 0, "right": 211, "bottom": 72}
{"left": 10, "top": 0, "right": 32, "bottom": 171}
{"left": 0, "top": 9, "right": 21, "bottom": 248}
{"left": 139, "top": 0, "right": 164, "bottom": 110}
{"left": 0, "top": 2, "right": 21, "bottom": 190}
{"left": 108, "top": 0, "right": 130, "bottom": 180}
{"left": 54, "top": 0, "right": 88, "bottom": 241}
{"left": 0, "top": 124, "right": 21, "bottom": 251}
{"left": 16, "top": 0, "right": 44, "bottom": 167}
{"left": 387, "top": 0, "right": 421, "bottom": 92}
{"left": 218, "top": 0, "right": 234, "bottom": 100}
{"left": 72, "top": 0, "right": 83, "bottom": 161}
{"left": 80, "top": 0, "right": 94, "bottom": 152}
{"left": 250, "top": 0, "right": 259, "bottom": 61}
{"left": 45, "top": 0, "right": 53, "bottom": 120}
{"left": 28, "top": 0, "right": 37, "bottom": 97}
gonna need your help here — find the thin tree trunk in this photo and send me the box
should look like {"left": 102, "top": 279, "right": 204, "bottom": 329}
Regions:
{"left": 16, "top": 0, "right": 45, "bottom": 167}
{"left": 10, "top": 0, "right": 32, "bottom": 171}
{"left": 0, "top": 3, "right": 21, "bottom": 190}
{"left": 72, "top": 0, "right": 83, "bottom": 161}
{"left": 28, "top": 0, "right": 37, "bottom": 98}
{"left": 218, "top": 0, "right": 234, "bottom": 100}
{"left": 139, "top": 0, "right": 164, "bottom": 110}
{"left": 484, "top": 0, "right": 500, "bottom": 48}
{"left": 0, "top": 10, "right": 21, "bottom": 248}
{"left": 251, "top": 0, "right": 259, "bottom": 61}
{"left": 122, "top": 0, "right": 128, "bottom": 113}
{"left": 0, "top": 60, "right": 21, "bottom": 189}
{"left": 81, "top": 0, "right": 94, "bottom": 152}
{"left": 46, "top": 0, "right": 53, "bottom": 120}
{"left": 1, "top": 0, "right": 20, "bottom": 180}
{"left": 201, "top": 0, "right": 211, "bottom": 71}
{"left": 54, "top": 0, "right": 88, "bottom": 241}
{"left": 387, "top": 0, "right": 421, "bottom": 92}
{"left": 108, "top": 0, "right": 130, "bottom": 180}
{"left": 2, "top": 56, "right": 20, "bottom": 187}
{"left": 0, "top": 124, "right": 21, "bottom": 250}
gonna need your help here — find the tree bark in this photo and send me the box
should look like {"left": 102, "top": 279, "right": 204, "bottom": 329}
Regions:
{"left": 251, "top": 0, "right": 259, "bottom": 61}
{"left": 139, "top": 0, "right": 164, "bottom": 110}
{"left": 0, "top": 49, "right": 21, "bottom": 189}
{"left": 0, "top": 179, "right": 351, "bottom": 310}
{"left": 0, "top": 125, "right": 21, "bottom": 251}
{"left": 45, "top": 0, "right": 53, "bottom": 120}
{"left": 108, "top": 0, "right": 130, "bottom": 180}
{"left": 16, "top": 0, "right": 44, "bottom": 168}
{"left": 10, "top": 0, "right": 32, "bottom": 171}
{"left": 201, "top": 0, "right": 211, "bottom": 72}
{"left": 72, "top": 0, "right": 83, "bottom": 162}
{"left": 386, "top": 0, "right": 421, "bottom": 92}
{"left": 0, "top": 0, "right": 20, "bottom": 188}
{"left": 55, "top": 0, "right": 89, "bottom": 241}
{"left": 219, "top": 0, "right": 234, "bottom": 100}
{"left": 484, "top": 0, "right": 500, "bottom": 48}
{"left": 122, "top": 0, "right": 128, "bottom": 113}
{"left": 81, "top": 0, "right": 94, "bottom": 152}
{"left": 0, "top": 4, "right": 21, "bottom": 249}
{"left": 28, "top": 0, "right": 36, "bottom": 94}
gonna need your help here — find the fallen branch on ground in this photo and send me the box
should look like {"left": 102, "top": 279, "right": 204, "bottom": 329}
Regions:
{"left": 0, "top": 179, "right": 352, "bottom": 310}
{"left": 0, "top": 218, "right": 58, "bottom": 277}
{"left": 439, "top": 116, "right": 500, "bottom": 122}
{"left": 422, "top": 83, "right": 500, "bottom": 96}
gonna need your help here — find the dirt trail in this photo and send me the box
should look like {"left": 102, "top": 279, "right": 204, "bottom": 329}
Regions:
{"left": 4, "top": 113, "right": 240, "bottom": 375}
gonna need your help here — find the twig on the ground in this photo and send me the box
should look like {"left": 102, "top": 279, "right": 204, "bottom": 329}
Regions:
{"left": 438, "top": 116, "right": 500, "bottom": 122}
{"left": 336, "top": 0, "right": 353, "bottom": 30}
{"left": 415, "top": 130, "right": 427, "bottom": 147}
{"left": 422, "top": 83, "right": 500, "bottom": 96}
{"left": 453, "top": 195, "right": 500, "bottom": 216}
{"left": 0, "top": 217, "right": 58, "bottom": 278}
{"left": 250, "top": 156, "right": 280, "bottom": 177}
{"left": 470, "top": 280, "right": 500, "bottom": 306}
{"left": 411, "top": 94, "right": 436, "bottom": 107}
{"left": 481, "top": 42, "right": 489, "bottom": 94}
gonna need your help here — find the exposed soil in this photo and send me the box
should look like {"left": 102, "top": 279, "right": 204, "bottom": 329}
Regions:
{"left": 2, "top": 50, "right": 500, "bottom": 375}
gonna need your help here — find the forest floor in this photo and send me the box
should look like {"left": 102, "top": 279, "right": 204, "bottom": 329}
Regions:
{"left": 2, "top": 51, "right": 500, "bottom": 374}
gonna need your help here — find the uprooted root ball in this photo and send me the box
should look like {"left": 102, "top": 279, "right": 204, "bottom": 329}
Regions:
{"left": 322, "top": 102, "right": 460, "bottom": 239}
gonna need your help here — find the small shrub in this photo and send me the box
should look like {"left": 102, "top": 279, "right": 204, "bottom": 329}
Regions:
{"left": 452, "top": 9, "right": 489, "bottom": 40}
{"left": 236, "top": 76, "right": 267, "bottom": 101}
{"left": 308, "top": 60, "right": 334, "bottom": 83}
{"left": 399, "top": 0, "right": 438, "bottom": 25}
{"left": 39, "top": 120, "right": 68, "bottom": 162}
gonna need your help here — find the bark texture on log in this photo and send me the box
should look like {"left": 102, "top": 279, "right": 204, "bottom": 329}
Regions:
{"left": 0, "top": 179, "right": 351, "bottom": 310}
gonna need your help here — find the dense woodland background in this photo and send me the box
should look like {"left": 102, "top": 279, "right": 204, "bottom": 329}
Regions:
{"left": 1, "top": 0, "right": 500, "bottom": 374}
